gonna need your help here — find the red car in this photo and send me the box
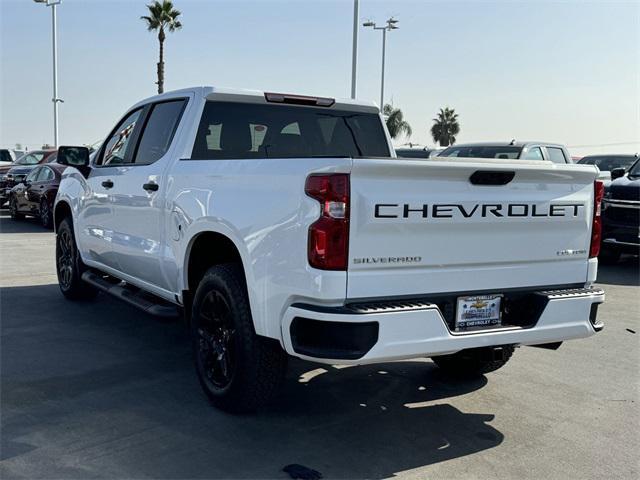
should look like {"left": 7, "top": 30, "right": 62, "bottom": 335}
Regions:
{"left": 8, "top": 162, "right": 66, "bottom": 228}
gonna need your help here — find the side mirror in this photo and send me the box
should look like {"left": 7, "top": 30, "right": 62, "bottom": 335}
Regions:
{"left": 57, "top": 146, "right": 90, "bottom": 167}
{"left": 611, "top": 167, "right": 626, "bottom": 181}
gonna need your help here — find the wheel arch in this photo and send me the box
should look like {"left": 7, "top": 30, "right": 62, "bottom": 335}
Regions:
{"left": 182, "top": 230, "right": 259, "bottom": 328}
{"left": 54, "top": 200, "right": 72, "bottom": 233}
{"left": 183, "top": 230, "right": 248, "bottom": 294}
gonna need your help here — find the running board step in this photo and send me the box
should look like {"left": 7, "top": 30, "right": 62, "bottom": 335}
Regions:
{"left": 81, "top": 271, "right": 179, "bottom": 318}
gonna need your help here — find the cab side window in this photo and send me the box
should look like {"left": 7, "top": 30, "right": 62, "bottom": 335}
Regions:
{"left": 133, "top": 100, "right": 186, "bottom": 165}
{"left": 98, "top": 109, "right": 143, "bottom": 166}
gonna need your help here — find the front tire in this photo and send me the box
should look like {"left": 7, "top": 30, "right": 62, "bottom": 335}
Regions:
{"left": 9, "top": 195, "right": 24, "bottom": 220}
{"left": 56, "top": 217, "right": 98, "bottom": 300}
{"left": 432, "top": 345, "right": 515, "bottom": 378}
{"left": 191, "top": 264, "right": 287, "bottom": 413}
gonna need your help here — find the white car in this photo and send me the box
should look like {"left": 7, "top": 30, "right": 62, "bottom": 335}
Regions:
{"left": 54, "top": 86, "right": 605, "bottom": 412}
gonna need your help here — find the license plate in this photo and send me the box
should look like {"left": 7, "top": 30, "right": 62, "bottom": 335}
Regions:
{"left": 455, "top": 295, "right": 502, "bottom": 330}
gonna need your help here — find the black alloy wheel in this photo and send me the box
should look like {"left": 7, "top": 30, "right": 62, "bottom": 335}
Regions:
{"left": 55, "top": 217, "right": 98, "bottom": 300}
{"left": 191, "top": 264, "right": 287, "bottom": 413}
{"left": 196, "top": 290, "right": 237, "bottom": 389}
{"left": 57, "top": 225, "right": 74, "bottom": 290}
{"left": 40, "top": 198, "right": 53, "bottom": 228}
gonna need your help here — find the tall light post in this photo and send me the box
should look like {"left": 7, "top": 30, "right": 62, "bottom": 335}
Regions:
{"left": 34, "top": 0, "right": 63, "bottom": 148}
{"left": 363, "top": 17, "right": 399, "bottom": 110}
{"left": 350, "top": 0, "right": 359, "bottom": 99}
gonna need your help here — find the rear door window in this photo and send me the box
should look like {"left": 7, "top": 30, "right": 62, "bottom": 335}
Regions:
{"left": 37, "top": 167, "right": 54, "bottom": 182}
{"left": 133, "top": 100, "right": 186, "bottom": 165}
{"left": 521, "top": 147, "right": 543, "bottom": 160}
{"left": 546, "top": 147, "right": 568, "bottom": 164}
{"left": 191, "top": 101, "right": 390, "bottom": 160}
{"left": 25, "top": 167, "right": 40, "bottom": 182}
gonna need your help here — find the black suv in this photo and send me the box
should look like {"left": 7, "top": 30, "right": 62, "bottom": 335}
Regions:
{"left": 600, "top": 159, "right": 640, "bottom": 261}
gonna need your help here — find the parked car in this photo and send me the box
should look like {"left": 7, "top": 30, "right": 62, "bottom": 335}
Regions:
{"left": 599, "top": 158, "right": 640, "bottom": 262}
{"left": 8, "top": 163, "right": 65, "bottom": 228}
{"left": 395, "top": 145, "right": 444, "bottom": 159}
{"left": 1, "top": 150, "right": 57, "bottom": 206}
{"left": 437, "top": 141, "right": 573, "bottom": 163}
{"left": 54, "top": 86, "right": 604, "bottom": 413}
{"left": 578, "top": 154, "right": 638, "bottom": 187}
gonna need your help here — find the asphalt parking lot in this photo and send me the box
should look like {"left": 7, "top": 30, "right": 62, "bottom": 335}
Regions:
{"left": 1, "top": 212, "right": 638, "bottom": 480}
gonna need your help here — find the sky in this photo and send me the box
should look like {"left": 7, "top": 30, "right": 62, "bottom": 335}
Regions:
{"left": 1, "top": 0, "right": 638, "bottom": 157}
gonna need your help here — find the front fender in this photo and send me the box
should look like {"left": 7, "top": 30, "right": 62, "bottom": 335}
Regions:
{"left": 54, "top": 167, "right": 88, "bottom": 239}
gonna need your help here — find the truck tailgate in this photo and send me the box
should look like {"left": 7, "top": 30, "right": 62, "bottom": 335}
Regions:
{"left": 347, "top": 158, "right": 598, "bottom": 299}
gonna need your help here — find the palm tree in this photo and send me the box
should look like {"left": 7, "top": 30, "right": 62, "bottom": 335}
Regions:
{"left": 141, "top": 0, "right": 183, "bottom": 94}
{"left": 383, "top": 104, "right": 412, "bottom": 140}
{"left": 430, "top": 107, "right": 460, "bottom": 147}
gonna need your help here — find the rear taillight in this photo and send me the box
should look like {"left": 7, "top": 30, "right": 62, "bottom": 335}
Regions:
{"left": 590, "top": 180, "right": 605, "bottom": 258}
{"left": 305, "top": 173, "right": 350, "bottom": 270}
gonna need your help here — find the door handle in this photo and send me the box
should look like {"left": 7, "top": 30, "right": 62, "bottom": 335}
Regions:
{"left": 102, "top": 180, "right": 114, "bottom": 189}
{"left": 143, "top": 182, "right": 159, "bottom": 192}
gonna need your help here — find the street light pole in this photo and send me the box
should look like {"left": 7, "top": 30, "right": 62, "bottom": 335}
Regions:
{"left": 350, "top": 0, "right": 359, "bottom": 99}
{"left": 34, "top": 0, "right": 63, "bottom": 148}
{"left": 363, "top": 17, "right": 398, "bottom": 110}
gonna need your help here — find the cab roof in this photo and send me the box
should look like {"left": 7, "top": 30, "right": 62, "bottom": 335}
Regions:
{"left": 130, "top": 86, "right": 380, "bottom": 114}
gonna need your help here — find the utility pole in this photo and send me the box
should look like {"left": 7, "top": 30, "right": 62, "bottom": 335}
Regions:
{"left": 350, "top": 0, "right": 359, "bottom": 99}
{"left": 34, "top": 0, "right": 63, "bottom": 148}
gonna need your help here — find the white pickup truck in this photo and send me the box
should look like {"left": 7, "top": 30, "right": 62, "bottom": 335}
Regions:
{"left": 54, "top": 86, "right": 605, "bottom": 412}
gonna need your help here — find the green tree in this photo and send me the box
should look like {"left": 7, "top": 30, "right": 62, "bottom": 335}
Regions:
{"left": 383, "top": 104, "right": 412, "bottom": 140}
{"left": 141, "top": 0, "right": 183, "bottom": 94}
{"left": 430, "top": 107, "right": 460, "bottom": 147}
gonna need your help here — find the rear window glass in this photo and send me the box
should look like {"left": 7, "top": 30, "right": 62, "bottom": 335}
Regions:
{"left": 395, "top": 149, "right": 430, "bottom": 159}
{"left": 578, "top": 156, "right": 636, "bottom": 171}
{"left": 17, "top": 153, "right": 45, "bottom": 165}
{"left": 439, "top": 146, "right": 522, "bottom": 159}
{"left": 191, "top": 102, "right": 390, "bottom": 160}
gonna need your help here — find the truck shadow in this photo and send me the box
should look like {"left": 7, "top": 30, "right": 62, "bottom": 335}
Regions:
{"left": 1, "top": 284, "right": 502, "bottom": 479}
{"left": 597, "top": 255, "right": 639, "bottom": 287}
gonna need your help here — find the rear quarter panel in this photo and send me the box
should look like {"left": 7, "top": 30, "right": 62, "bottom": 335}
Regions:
{"left": 167, "top": 157, "right": 353, "bottom": 339}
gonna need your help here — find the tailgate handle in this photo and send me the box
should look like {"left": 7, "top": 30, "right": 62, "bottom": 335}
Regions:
{"left": 470, "top": 170, "right": 515, "bottom": 186}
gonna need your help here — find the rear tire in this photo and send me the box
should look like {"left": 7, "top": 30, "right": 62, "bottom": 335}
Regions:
{"left": 191, "top": 264, "right": 287, "bottom": 413}
{"left": 56, "top": 217, "right": 98, "bottom": 300}
{"left": 9, "top": 195, "right": 23, "bottom": 220}
{"left": 40, "top": 198, "right": 53, "bottom": 229}
{"left": 432, "top": 345, "right": 515, "bottom": 378}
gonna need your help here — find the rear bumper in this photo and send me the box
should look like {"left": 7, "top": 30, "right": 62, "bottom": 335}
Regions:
{"left": 282, "top": 287, "right": 605, "bottom": 365}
